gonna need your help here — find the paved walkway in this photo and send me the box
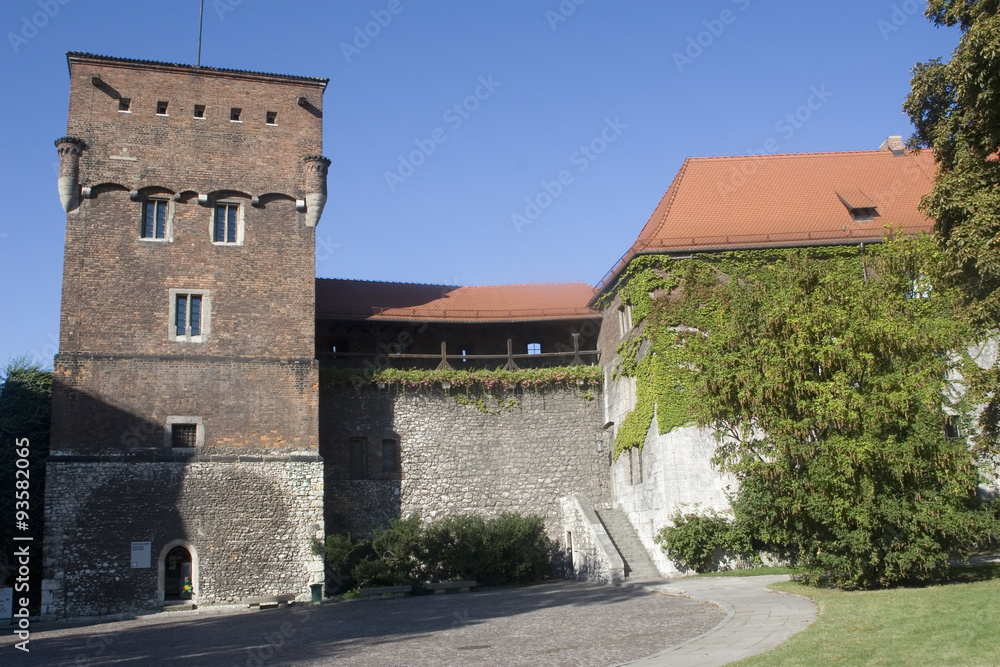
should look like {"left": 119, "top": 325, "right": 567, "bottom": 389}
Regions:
{"left": 1, "top": 576, "right": 817, "bottom": 666}
{"left": 621, "top": 575, "right": 818, "bottom": 667}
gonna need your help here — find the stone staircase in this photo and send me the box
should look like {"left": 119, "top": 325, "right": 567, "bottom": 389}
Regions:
{"left": 594, "top": 508, "right": 661, "bottom": 581}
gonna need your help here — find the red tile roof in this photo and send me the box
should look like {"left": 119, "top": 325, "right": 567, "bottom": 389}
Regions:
{"left": 598, "top": 149, "right": 938, "bottom": 291}
{"left": 316, "top": 279, "right": 599, "bottom": 322}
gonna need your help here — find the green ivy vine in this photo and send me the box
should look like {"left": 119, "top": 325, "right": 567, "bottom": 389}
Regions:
{"left": 320, "top": 365, "right": 602, "bottom": 414}
{"left": 609, "top": 235, "right": 978, "bottom": 459}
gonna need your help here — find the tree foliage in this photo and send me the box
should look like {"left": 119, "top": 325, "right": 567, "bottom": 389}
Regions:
{"left": 614, "top": 236, "right": 998, "bottom": 588}
{"left": 0, "top": 357, "right": 52, "bottom": 594}
{"left": 905, "top": 2, "right": 1000, "bottom": 449}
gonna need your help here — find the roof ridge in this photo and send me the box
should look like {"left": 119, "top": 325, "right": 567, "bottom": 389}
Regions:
{"left": 67, "top": 51, "right": 329, "bottom": 85}
{"left": 316, "top": 277, "right": 459, "bottom": 287}
{"left": 686, "top": 149, "right": 918, "bottom": 160}
{"left": 638, "top": 157, "right": 692, "bottom": 253}
{"left": 316, "top": 278, "right": 594, "bottom": 290}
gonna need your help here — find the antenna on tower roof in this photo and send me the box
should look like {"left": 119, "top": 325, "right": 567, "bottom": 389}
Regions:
{"left": 196, "top": 0, "right": 204, "bottom": 66}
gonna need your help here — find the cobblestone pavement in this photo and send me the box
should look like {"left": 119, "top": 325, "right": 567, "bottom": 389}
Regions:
{"left": 1, "top": 581, "right": 725, "bottom": 666}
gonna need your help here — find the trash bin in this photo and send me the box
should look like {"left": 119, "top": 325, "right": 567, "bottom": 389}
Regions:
{"left": 310, "top": 583, "right": 323, "bottom": 603}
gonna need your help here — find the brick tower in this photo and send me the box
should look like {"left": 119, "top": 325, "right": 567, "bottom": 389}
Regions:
{"left": 44, "top": 53, "right": 329, "bottom": 617}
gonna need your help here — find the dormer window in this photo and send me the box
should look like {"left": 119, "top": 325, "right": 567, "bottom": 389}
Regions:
{"left": 849, "top": 207, "right": 879, "bottom": 221}
{"left": 837, "top": 190, "right": 879, "bottom": 222}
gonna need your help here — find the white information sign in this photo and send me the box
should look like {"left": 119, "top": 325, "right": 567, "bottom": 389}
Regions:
{"left": 131, "top": 541, "right": 152, "bottom": 568}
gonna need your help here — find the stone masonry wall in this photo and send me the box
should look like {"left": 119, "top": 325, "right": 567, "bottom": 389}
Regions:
{"left": 604, "top": 356, "right": 736, "bottom": 577}
{"left": 321, "top": 385, "right": 610, "bottom": 539}
{"left": 43, "top": 458, "right": 324, "bottom": 618}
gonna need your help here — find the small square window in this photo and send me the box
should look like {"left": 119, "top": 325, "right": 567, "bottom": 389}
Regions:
{"left": 169, "top": 289, "right": 210, "bottom": 342}
{"left": 266, "top": 110, "right": 277, "bottom": 125}
{"left": 527, "top": 343, "right": 542, "bottom": 355}
{"left": 213, "top": 202, "right": 242, "bottom": 244}
{"left": 118, "top": 97, "right": 131, "bottom": 112}
{"left": 194, "top": 104, "right": 206, "bottom": 118}
{"left": 141, "top": 199, "right": 169, "bottom": 240}
{"left": 230, "top": 107, "right": 242, "bottom": 122}
{"left": 171, "top": 423, "right": 197, "bottom": 448}
{"left": 165, "top": 416, "right": 204, "bottom": 448}
{"left": 156, "top": 101, "right": 169, "bottom": 115}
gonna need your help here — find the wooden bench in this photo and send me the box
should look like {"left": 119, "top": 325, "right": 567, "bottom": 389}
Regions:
{"left": 425, "top": 580, "right": 477, "bottom": 595}
{"left": 245, "top": 594, "right": 295, "bottom": 609}
{"left": 357, "top": 585, "right": 412, "bottom": 600}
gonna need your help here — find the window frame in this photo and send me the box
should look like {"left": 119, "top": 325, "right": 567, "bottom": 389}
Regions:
{"left": 349, "top": 437, "right": 368, "bottom": 480}
{"left": 381, "top": 439, "right": 399, "bottom": 474}
{"left": 211, "top": 200, "right": 244, "bottom": 246}
{"left": 168, "top": 289, "right": 211, "bottom": 343}
{"left": 140, "top": 197, "right": 173, "bottom": 242}
{"left": 618, "top": 303, "right": 633, "bottom": 337}
{"left": 164, "top": 416, "right": 204, "bottom": 449}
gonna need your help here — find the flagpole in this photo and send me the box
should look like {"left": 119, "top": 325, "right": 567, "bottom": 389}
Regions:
{"left": 197, "top": 0, "right": 204, "bottom": 66}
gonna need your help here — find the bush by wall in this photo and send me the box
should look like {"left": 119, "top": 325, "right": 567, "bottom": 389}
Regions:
{"left": 338, "top": 512, "right": 553, "bottom": 590}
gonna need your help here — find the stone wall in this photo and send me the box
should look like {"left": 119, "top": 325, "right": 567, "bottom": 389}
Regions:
{"left": 43, "top": 457, "right": 324, "bottom": 618}
{"left": 560, "top": 494, "right": 624, "bottom": 584}
{"left": 603, "top": 368, "right": 736, "bottom": 577}
{"left": 320, "top": 385, "right": 610, "bottom": 539}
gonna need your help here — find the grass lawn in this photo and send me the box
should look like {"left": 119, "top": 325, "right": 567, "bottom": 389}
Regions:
{"left": 730, "top": 564, "right": 1000, "bottom": 666}
{"left": 697, "top": 566, "right": 797, "bottom": 578}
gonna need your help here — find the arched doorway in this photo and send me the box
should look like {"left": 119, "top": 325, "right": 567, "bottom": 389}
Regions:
{"left": 158, "top": 540, "right": 198, "bottom": 603}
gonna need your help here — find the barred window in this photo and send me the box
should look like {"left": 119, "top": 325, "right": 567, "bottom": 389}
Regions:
{"left": 171, "top": 423, "right": 197, "bottom": 448}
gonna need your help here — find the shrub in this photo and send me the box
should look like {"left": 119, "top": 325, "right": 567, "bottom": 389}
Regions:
{"left": 655, "top": 508, "right": 752, "bottom": 573}
{"left": 349, "top": 512, "right": 552, "bottom": 590}
{"left": 483, "top": 513, "right": 551, "bottom": 584}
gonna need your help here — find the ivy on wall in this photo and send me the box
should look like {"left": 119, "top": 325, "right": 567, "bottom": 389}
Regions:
{"left": 609, "top": 235, "right": 977, "bottom": 458}
{"left": 320, "top": 365, "right": 601, "bottom": 413}
{"left": 608, "top": 233, "right": 999, "bottom": 587}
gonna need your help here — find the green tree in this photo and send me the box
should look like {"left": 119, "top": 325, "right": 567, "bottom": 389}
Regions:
{"left": 615, "top": 237, "right": 998, "bottom": 588}
{"left": 904, "top": 2, "right": 1000, "bottom": 446}
{"left": 0, "top": 357, "right": 52, "bottom": 603}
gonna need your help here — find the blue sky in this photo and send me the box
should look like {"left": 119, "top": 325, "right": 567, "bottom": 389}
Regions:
{"left": 0, "top": 0, "right": 960, "bottom": 367}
